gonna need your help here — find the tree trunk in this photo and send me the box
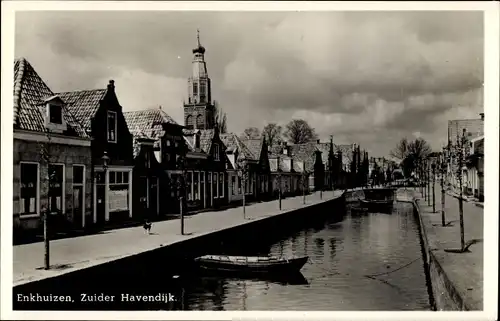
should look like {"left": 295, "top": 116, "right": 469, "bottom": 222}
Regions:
{"left": 441, "top": 172, "right": 446, "bottom": 226}
{"left": 180, "top": 196, "right": 185, "bottom": 235}
{"left": 43, "top": 209, "right": 50, "bottom": 270}
{"left": 459, "top": 180, "right": 465, "bottom": 251}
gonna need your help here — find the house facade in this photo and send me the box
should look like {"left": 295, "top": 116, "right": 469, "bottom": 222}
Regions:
{"left": 59, "top": 80, "right": 135, "bottom": 226}
{"left": 446, "top": 113, "right": 484, "bottom": 194}
{"left": 13, "top": 58, "right": 93, "bottom": 236}
{"left": 123, "top": 108, "right": 180, "bottom": 217}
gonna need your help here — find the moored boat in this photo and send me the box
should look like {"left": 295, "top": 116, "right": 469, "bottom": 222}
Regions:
{"left": 359, "top": 198, "right": 394, "bottom": 212}
{"left": 194, "top": 255, "right": 309, "bottom": 274}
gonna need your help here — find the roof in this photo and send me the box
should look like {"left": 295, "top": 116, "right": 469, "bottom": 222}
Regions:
{"left": 448, "top": 118, "right": 484, "bottom": 144}
{"left": 269, "top": 154, "right": 293, "bottom": 173}
{"left": 183, "top": 129, "right": 215, "bottom": 154}
{"left": 220, "top": 133, "right": 255, "bottom": 161}
{"left": 57, "top": 89, "right": 107, "bottom": 132}
{"left": 240, "top": 137, "right": 264, "bottom": 161}
{"left": 123, "top": 108, "right": 178, "bottom": 157}
{"left": 334, "top": 144, "right": 354, "bottom": 166}
{"left": 13, "top": 57, "right": 88, "bottom": 138}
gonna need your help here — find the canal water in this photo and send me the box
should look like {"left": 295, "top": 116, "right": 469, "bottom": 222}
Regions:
{"left": 172, "top": 201, "right": 432, "bottom": 311}
{"left": 13, "top": 199, "right": 432, "bottom": 311}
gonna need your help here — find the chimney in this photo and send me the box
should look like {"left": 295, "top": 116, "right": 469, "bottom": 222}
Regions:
{"left": 107, "top": 80, "right": 115, "bottom": 92}
{"left": 480, "top": 113, "right": 484, "bottom": 121}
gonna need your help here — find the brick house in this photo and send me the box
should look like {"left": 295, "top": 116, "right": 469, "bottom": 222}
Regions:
{"left": 59, "top": 80, "right": 135, "bottom": 226}
{"left": 13, "top": 58, "right": 92, "bottom": 235}
{"left": 447, "top": 113, "right": 484, "bottom": 193}
{"left": 123, "top": 107, "right": 184, "bottom": 216}
{"left": 240, "top": 137, "right": 272, "bottom": 200}
{"left": 182, "top": 128, "right": 228, "bottom": 210}
{"left": 466, "top": 135, "right": 484, "bottom": 201}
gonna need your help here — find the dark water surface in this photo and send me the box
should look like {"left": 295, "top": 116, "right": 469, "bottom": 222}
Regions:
{"left": 177, "top": 202, "right": 431, "bottom": 311}
{"left": 14, "top": 201, "right": 432, "bottom": 311}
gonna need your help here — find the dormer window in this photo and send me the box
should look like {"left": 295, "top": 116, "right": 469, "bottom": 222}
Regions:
{"left": 49, "top": 104, "right": 62, "bottom": 124}
{"left": 107, "top": 111, "right": 117, "bottom": 143}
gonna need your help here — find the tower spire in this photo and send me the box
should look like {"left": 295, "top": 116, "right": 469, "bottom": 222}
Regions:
{"left": 197, "top": 28, "right": 200, "bottom": 47}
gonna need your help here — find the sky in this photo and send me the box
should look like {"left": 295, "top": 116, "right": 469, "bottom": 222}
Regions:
{"left": 15, "top": 11, "right": 484, "bottom": 157}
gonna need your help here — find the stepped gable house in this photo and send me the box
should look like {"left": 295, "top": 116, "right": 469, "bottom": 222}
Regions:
{"left": 123, "top": 107, "right": 181, "bottom": 217}
{"left": 178, "top": 31, "right": 228, "bottom": 210}
{"left": 13, "top": 58, "right": 92, "bottom": 234}
{"left": 58, "top": 79, "right": 134, "bottom": 226}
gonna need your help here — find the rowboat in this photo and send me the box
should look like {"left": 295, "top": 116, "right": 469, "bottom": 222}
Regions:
{"left": 359, "top": 198, "right": 394, "bottom": 212}
{"left": 194, "top": 255, "right": 309, "bottom": 274}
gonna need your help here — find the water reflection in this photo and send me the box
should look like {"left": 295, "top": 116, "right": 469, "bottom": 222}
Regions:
{"left": 175, "top": 202, "right": 430, "bottom": 311}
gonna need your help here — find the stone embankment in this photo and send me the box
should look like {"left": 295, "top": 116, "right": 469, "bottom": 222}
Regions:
{"left": 396, "top": 186, "right": 483, "bottom": 311}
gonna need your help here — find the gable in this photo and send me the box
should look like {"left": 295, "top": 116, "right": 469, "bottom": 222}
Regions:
{"left": 13, "top": 58, "right": 88, "bottom": 138}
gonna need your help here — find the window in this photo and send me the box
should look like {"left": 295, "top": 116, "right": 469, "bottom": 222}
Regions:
{"left": 73, "top": 165, "right": 84, "bottom": 185}
{"left": 193, "top": 83, "right": 198, "bottom": 95}
{"left": 214, "top": 173, "right": 218, "bottom": 198}
{"left": 219, "top": 173, "right": 224, "bottom": 198}
{"left": 232, "top": 176, "right": 236, "bottom": 195}
{"left": 194, "top": 172, "right": 199, "bottom": 200}
{"left": 238, "top": 176, "right": 242, "bottom": 194}
{"left": 196, "top": 115, "right": 204, "bottom": 130}
{"left": 200, "top": 172, "right": 205, "bottom": 200}
{"left": 186, "top": 172, "right": 193, "bottom": 201}
{"left": 108, "top": 170, "right": 130, "bottom": 213}
{"left": 213, "top": 143, "right": 220, "bottom": 160}
{"left": 166, "top": 140, "right": 171, "bottom": 147}
{"left": 107, "top": 111, "right": 117, "bottom": 142}
{"left": 48, "top": 164, "right": 64, "bottom": 213}
{"left": 186, "top": 115, "right": 194, "bottom": 129}
{"left": 20, "top": 163, "right": 38, "bottom": 215}
{"left": 49, "top": 104, "right": 62, "bottom": 124}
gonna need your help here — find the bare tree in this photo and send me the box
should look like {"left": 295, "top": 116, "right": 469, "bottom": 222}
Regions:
{"left": 213, "top": 101, "right": 227, "bottom": 134}
{"left": 241, "top": 127, "right": 261, "bottom": 140}
{"left": 262, "top": 123, "right": 283, "bottom": 147}
{"left": 284, "top": 119, "right": 318, "bottom": 144}
{"left": 391, "top": 137, "right": 432, "bottom": 179}
{"left": 390, "top": 137, "right": 410, "bottom": 161}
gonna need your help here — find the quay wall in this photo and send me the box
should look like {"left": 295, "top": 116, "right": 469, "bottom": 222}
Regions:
{"left": 13, "top": 195, "right": 346, "bottom": 310}
{"left": 401, "top": 192, "right": 468, "bottom": 311}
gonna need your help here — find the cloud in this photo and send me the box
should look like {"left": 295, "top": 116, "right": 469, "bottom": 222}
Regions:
{"left": 14, "top": 10, "right": 484, "bottom": 157}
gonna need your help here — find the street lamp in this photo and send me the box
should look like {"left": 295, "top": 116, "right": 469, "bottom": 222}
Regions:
{"left": 176, "top": 156, "right": 186, "bottom": 235}
{"left": 277, "top": 155, "right": 282, "bottom": 211}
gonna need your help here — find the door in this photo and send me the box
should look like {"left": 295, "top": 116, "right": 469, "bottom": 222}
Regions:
{"left": 73, "top": 186, "right": 84, "bottom": 228}
{"left": 96, "top": 185, "right": 106, "bottom": 225}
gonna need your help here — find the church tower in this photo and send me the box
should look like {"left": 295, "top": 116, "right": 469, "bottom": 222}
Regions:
{"left": 184, "top": 30, "right": 215, "bottom": 130}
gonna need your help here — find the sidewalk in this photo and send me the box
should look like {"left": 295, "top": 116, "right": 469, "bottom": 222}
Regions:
{"left": 415, "top": 184, "right": 483, "bottom": 310}
{"left": 13, "top": 190, "right": 343, "bottom": 287}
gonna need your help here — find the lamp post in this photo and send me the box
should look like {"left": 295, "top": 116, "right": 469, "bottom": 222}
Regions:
{"left": 277, "top": 155, "right": 282, "bottom": 211}
{"left": 177, "top": 156, "right": 186, "bottom": 235}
